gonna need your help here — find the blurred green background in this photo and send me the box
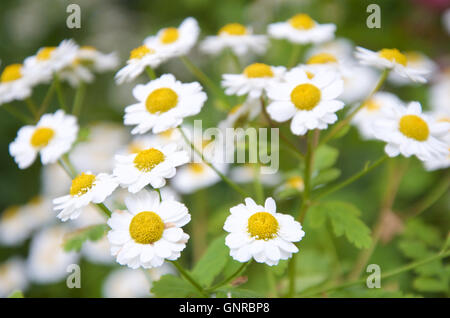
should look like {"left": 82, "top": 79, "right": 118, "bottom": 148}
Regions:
{"left": 0, "top": 0, "right": 449, "bottom": 297}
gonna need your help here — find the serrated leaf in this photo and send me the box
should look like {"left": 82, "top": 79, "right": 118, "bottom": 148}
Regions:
{"left": 8, "top": 290, "right": 24, "bottom": 298}
{"left": 151, "top": 274, "right": 201, "bottom": 298}
{"left": 63, "top": 224, "right": 108, "bottom": 252}
{"left": 313, "top": 145, "right": 339, "bottom": 171}
{"left": 402, "top": 219, "right": 442, "bottom": 248}
{"left": 413, "top": 276, "right": 448, "bottom": 293}
{"left": 308, "top": 201, "right": 372, "bottom": 249}
{"left": 191, "top": 234, "right": 230, "bottom": 287}
{"left": 312, "top": 168, "right": 341, "bottom": 187}
{"left": 397, "top": 240, "right": 430, "bottom": 260}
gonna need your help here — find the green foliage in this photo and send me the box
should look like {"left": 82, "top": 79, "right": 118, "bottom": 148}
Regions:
{"left": 313, "top": 145, "right": 339, "bottom": 172}
{"left": 308, "top": 201, "right": 372, "bottom": 249}
{"left": 63, "top": 224, "right": 108, "bottom": 252}
{"left": 312, "top": 168, "right": 341, "bottom": 188}
{"left": 8, "top": 290, "right": 24, "bottom": 298}
{"left": 151, "top": 274, "right": 202, "bottom": 298}
{"left": 191, "top": 234, "right": 230, "bottom": 287}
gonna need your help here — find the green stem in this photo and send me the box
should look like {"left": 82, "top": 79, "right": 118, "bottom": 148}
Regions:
{"left": 38, "top": 79, "right": 56, "bottom": 117}
{"left": 319, "top": 69, "right": 389, "bottom": 146}
{"left": 300, "top": 250, "right": 450, "bottom": 297}
{"left": 2, "top": 104, "right": 33, "bottom": 124}
{"left": 178, "top": 127, "right": 248, "bottom": 198}
{"left": 227, "top": 48, "right": 241, "bottom": 72}
{"left": 288, "top": 44, "right": 303, "bottom": 68}
{"left": 145, "top": 66, "right": 156, "bottom": 80}
{"left": 25, "top": 98, "right": 39, "bottom": 120}
{"left": 409, "top": 173, "right": 450, "bottom": 217}
{"left": 287, "top": 253, "right": 297, "bottom": 297}
{"left": 54, "top": 75, "right": 68, "bottom": 111}
{"left": 171, "top": 260, "right": 209, "bottom": 297}
{"left": 298, "top": 130, "right": 316, "bottom": 223}
{"left": 72, "top": 81, "right": 86, "bottom": 116}
{"left": 253, "top": 164, "right": 264, "bottom": 204}
{"left": 314, "top": 155, "right": 388, "bottom": 201}
{"left": 207, "top": 261, "right": 252, "bottom": 292}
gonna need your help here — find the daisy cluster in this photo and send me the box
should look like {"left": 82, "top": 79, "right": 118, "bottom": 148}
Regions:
{"left": 1, "top": 12, "right": 448, "bottom": 298}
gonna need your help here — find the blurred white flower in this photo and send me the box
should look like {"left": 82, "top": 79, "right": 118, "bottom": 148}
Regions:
{"left": 0, "top": 205, "right": 34, "bottom": 246}
{"left": 388, "top": 51, "right": 437, "bottom": 85}
{"left": 0, "top": 63, "right": 35, "bottom": 105}
{"left": 0, "top": 258, "right": 28, "bottom": 297}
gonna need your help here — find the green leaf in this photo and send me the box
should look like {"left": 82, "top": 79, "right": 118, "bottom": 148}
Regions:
{"left": 332, "top": 124, "right": 351, "bottom": 140}
{"left": 8, "top": 290, "right": 24, "bottom": 298}
{"left": 413, "top": 276, "right": 448, "bottom": 293}
{"left": 397, "top": 240, "right": 430, "bottom": 260}
{"left": 63, "top": 224, "right": 108, "bottom": 252}
{"left": 312, "top": 168, "right": 341, "bottom": 187}
{"left": 151, "top": 274, "right": 201, "bottom": 298}
{"left": 402, "top": 219, "right": 442, "bottom": 248}
{"left": 313, "top": 145, "right": 339, "bottom": 171}
{"left": 191, "top": 234, "right": 230, "bottom": 287}
{"left": 308, "top": 201, "right": 372, "bottom": 249}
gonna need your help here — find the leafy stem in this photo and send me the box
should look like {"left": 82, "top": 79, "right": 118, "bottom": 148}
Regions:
{"left": 206, "top": 261, "right": 252, "bottom": 292}
{"left": 72, "top": 81, "right": 86, "bottom": 116}
{"left": 171, "top": 260, "right": 209, "bottom": 297}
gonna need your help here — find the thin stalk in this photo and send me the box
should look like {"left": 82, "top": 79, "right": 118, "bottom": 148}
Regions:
{"left": 2, "top": 104, "right": 33, "bottom": 124}
{"left": 300, "top": 250, "right": 450, "bottom": 297}
{"left": 192, "top": 189, "right": 207, "bottom": 262}
{"left": 145, "top": 66, "right": 156, "bottom": 80}
{"left": 72, "top": 81, "right": 86, "bottom": 116}
{"left": 287, "top": 253, "right": 297, "bottom": 297}
{"left": 54, "top": 75, "right": 68, "bottom": 111}
{"left": 38, "top": 79, "right": 56, "bottom": 116}
{"left": 171, "top": 260, "right": 209, "bottom": 297}
{"left": 298, "top": 130, "right": 317, "bottom": 223}
{"left": 207, "top": 261, "right": 252, "bottom": 292}
{"left": 25, "top": 98, "right": 39, "bottom": 120}
{"left": 313, "top": 155, "right": 388, "bottom": 201}
{"left": 409, "top": 173, "right": 450, "bottom": 217}
{"left": 253, "top": 164, "right": 264, "bottom": 204}
{"left": 178, "top": 127, "right": 248, "bottom": 198}
{"left": 227, "top": 49, "right": 241, "bottom": 72}
{"left": 319, "top": 69, "right": 389, "bottom": 146}
{"left": 288, "top": 44, "right": 302, "bottom": 68}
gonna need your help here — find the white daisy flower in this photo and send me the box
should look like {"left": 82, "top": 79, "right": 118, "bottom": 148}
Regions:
{"left": 266, "top": 67, "right": 344, "bottom": 135}
{"left": 355, "top": 47, "right": 429, "bottom": 83}
{"left": 230, "top": 164, "right": 281, "bottom": 186}
{"left": 53, "top": 171, "right": 118, "bottom": 221}
{"left": 124, "top": 128, "right": 183, "bottom": 155}
{"left": 107, "top": 190, "right": 190, "bottom": 269}
{"left": 0, "top": 63, "right": 34, "bottom": 105}
{"left": 268, "top": 13, "right": 336, "bottom": 45}
{"left": 218, "top": 99, "right": 262, "bottom": 130}
{"left": 113, "top": 142, "right": 189, "bottom": 193}
{"left": 58, "top": 60, "right": 94, "bottom": 87}
{"left": 76, "top": 45, "right": 119, "bottom": 73}
{"left": 429, "top": 70, "right": 450, "bottom": 114}
{"left": 23, "top": 39, "right": 79, "bottom": 85}
{"left": 221, "top": 63, "right": 286, "bottom": 99}
{"left": 0, "top": 258, "right": 28, "bottom": 297}
{"left": 41, "top": 163, "right": 72, "bottom": 197}
{"left": 388, "top": 51, "right": 437, "bottom": 85}
{"left": 26, "top": 225, "right": 79, "bottom": 284}
{"left": 22, "top": 196, "right": 54, "bottom": 231}
{"left": 172, "top": 162, "right": 227, "bottom": 194}
{"left": 352, "top": 92, "right": 405, "bottom": 139}
{"left": 200, "top": 23, "right": 268, "bottom": 56}
{"left": 373, "top": 101, "right": 449, "bottom": 161}
{"left": 423, "top": 110, "right": 450, "bottom": 171}
{"left": 124, "top": 74, "right": 207, "bottom": 134}
{"left": 115, "top": 44, "right": 165, "bottom": 84}
{"left": 9, "top": 110, "right": 79, "bottom": 169}
{"left": 0, "top": 205, "right": 34, "bottom": 246}
{"left": 224, "top": 197, "right": 305, "bottom": 266}
{"left": 144, "top": 17, "right": 200, "bottom": 59}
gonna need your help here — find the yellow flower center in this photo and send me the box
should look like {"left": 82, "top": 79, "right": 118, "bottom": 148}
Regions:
{"left": 1, "top": 64, "right": 23, "bottom": 83}
{"left": 305, "top": 71, "right": 315, "bottom": 79}
{"left": 378, "top": 48, "right": 407, "bottom": 66}
{"left": 307, "top": 53, "right": 337, "bottom": 65}
{"left": 290, "top": 83, "right": 321, "bottom": 111}
{"left": 129, "top": 45, "right": 154, "bottom": 60}
{"left": 145, "top": 88, "right": 178, "bottom": 114}
{"left": 399, "top": 115, "right": 429, "bottom": 141}
{"left": 287, "top": 176, "right": 304, "bottom": 190}
{"left": 70, "top": 173, "right": 96, "bottom": 196}
{"left": 134, "top": 148, "right": 165, "bottom": 172}
{"left": 243, "top": 63, "right": 274, "bottom": 78}
{"left": 405, "top": 51, "right": 422, "bottom": 63}
{"left": 81, "top": 45, "right": 96, "bottom": 51}
{"left": 218, "top": 23, "right": 247, "bottom": 36}
{"left": 160, "top": 27, "right": 179, "bottom": 44}
{"left": 30, "top": 127, "right": 55, "bottom": 148}
{"left": 36, "top": 47, "right": 56, "bottom": 61}
{"left": 229, "top": 104, "right": 242, "bottom": 115}
{"left": 188, "top": 163, "right": 205, "bottom": 174}
{"left": 129, "top": 211, "right": 164, "bottom": 244}
{"left": 248, "top": 212, "right": 279, "bottom": 240}
{"left": 159, "top": 128, "right": 175, "bottom": 139}
{"left": 289, "top": 14, "right": 315, "bottom": 30}
{"left": 2, "top": 206, "right": 20, "bottom": 220}
{"left": 363, "top": 99, "right": 380, "bottom": 112}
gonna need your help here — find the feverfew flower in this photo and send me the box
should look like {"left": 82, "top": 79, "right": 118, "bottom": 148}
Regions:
{"left": 352, "top": 92, "right": 405, "bottom": 139}
{"left": 23, "top": 39, "right": 79, "bottom": 85}
{"left": 172, "top": 162, "right": 226, "bottom": 194}
{"left": 200, "top": 23, "right": 268, "bottom": 56}
{"left": 218, "top": 99, "right": 262, "bottom": 130}
{"left": 268, "top": 13, "right": 336, "bottom": 44}
{"left": 107, "top": 191, "right": 190, "bottom": 269}
{"left": 76, "top": 46, "right": 119, "bottom": 73}
{"left": 355, "top": 47, "right": 429, "bottom": 83}
{"left": 0, "top": 258, "right": 28, "bottom": 297}
{"left": 124, "top": 74, "right": 207, "bottom": 134}
{"left": 58, "top": 60, "right": 94, "bottom": 87}
{"left": 53, "top": 171, "right": 118, "bottom": 221}
{"left": 0, "top": 63, "right": 34, "bottom": 105}
{"left": 429, "top": 70, "right": 450, "bottom": 114}
{"left": 115, "top": 44, "right": 164, "bottom": 84}
{"left": 373, "top": 101, "right": 449, "bottom": 162}
{"left": 266, "top": 67, "right": 344, "bottom": 135}
{"left": 144, "top": 17, "right": 200, "bottom": 59}
{"left": 222, "top": 63, "right": 286, "bottom": 99}
{"left": 0, "top": 205, "right": 34, "bottom": 246}
{"left": 113, "top": 142, "right": 189, "bottom": 193}
{"left": 224, "top": 197, "right": 305, "bottom": 266}
{"left": 388, "top": 51, "right": 437, "bottom": 85}
{"left": 9, "top": 110, "right": 78, "bottom": 169}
